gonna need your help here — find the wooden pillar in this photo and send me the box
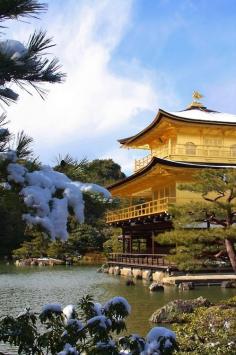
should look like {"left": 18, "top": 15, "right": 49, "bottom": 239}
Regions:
{"left": 138, "top": 239, "right": 141, "bottom": 253}
{"left": 152, "top": 231, "right": 155, "bottom": 254}
{"left": 168, "top": 137, "right": 171, "bottom": 156}
{"left": 122, "top": 234, "right": 125, "bottom": 253}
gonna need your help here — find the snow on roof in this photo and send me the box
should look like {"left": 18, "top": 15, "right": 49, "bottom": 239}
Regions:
{"left": 170, "top": 108, "right": 236, "bottom": 123}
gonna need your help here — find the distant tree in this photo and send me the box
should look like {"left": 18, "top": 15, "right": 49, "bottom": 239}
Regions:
{"left": 0, "top": 187, "right": 25, "bottom": 257}
{"left": 158, "top": 169, "right": 236, "bottom": 272}
{"left": 86, "top": 159, "right": 126, "bottom": 186}
{"left": 67, "top": 223, "right": 109, "bottom": 255}
{"left": 55, "top": 156, "right": 125, "bottom": 186}
{"left": 13, "top": 230, "right": 50, "bottom": 259}
{"left": 103, "top": 229, "right": 123, "bottom": 255}
{"left": 54, "top": 154, "right": 88, "bottom": 181}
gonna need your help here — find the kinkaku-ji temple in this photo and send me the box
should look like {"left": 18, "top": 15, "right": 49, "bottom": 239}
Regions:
{"left": 105, "top": 92, "right": 236, "bottom": 272}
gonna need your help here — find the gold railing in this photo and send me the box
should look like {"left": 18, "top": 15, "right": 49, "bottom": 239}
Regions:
{"left": 134, "top": 144, "right": 236, "bottom": 171}
{"left": 106, "top": 197, "right": 176, "bottom": 223}
{"left": 171, "top": 144, "right": 236, "bottom": 159}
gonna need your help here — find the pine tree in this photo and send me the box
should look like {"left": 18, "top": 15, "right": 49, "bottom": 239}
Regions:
{"left": 158, "top": 169, "right": 236, "bottom": 272}
{"left": 0, "top": 1, "right": 65, "bottom": 256}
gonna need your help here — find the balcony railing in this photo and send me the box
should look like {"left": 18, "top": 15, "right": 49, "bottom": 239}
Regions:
{"left": 106, "top": 197, "right": 176, "bottom": 223}
{"left": 108, "top": 253, "right": 176, "bottom": 268}
{"left": 134, "top": 143, "right": 236, "bottom": 172}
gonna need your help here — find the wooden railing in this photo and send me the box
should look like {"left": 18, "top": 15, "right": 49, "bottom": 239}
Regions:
{"left": 134, "top": 143, "right": 236, "bottom": 171}
{"left": 108, "top": 253, "right": 176, "bottom": 268}
{"left": 106, "top": 197, "right": 176, "bottom": 223}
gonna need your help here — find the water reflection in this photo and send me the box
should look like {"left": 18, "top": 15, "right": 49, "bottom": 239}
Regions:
{"left": 0, "top": 264, "right": 235, "bottom": 337}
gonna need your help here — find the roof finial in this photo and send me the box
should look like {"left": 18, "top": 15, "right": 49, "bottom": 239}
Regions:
{"left": 187, "top": 90, "right": 205, "bottom": 109}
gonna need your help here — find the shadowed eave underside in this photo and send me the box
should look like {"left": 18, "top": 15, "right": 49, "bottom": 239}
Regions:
{"left": 107, "top": 156, "right": 236, "bottom": 191}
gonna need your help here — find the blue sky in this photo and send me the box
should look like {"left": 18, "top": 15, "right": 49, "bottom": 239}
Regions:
{"left": 4, "top": 0, "right": 236, "bottom": 173}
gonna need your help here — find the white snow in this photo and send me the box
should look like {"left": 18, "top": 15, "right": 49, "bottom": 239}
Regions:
{"left": 96, "top": 340, "right": 116, "bottom": 350}
{"left": 63, "top": 183, "right": 85, "bottom": 223}
{"left": 41, "top": 303, "right": 62, "bottom": 315}
{"left": 63, "top": 305, "right": 76, "bottom": 320}
{"left": 0, "top": 39, "right": 27, "bottom": 61}
{"left": 50, "top": 197, "right": 69, "bottom": 240}
{"left": 21, "top": 186, "right": 51, "bottom": 216}
{"left": 143, "top": 326, "right": 176, "bottom": 354}
{"left": 6, "top": 161, "right": 110, "bottom": 240}
{"left": 58, "top": 343, "right": 79, "bottom": 355}
{"left": 7, "top": 163, "right": 26, "bottom": 183}
{"left": 0, "top": 128, "right": 9, "bottom": 136}
{"left": 170, "top": 108, "right": 236, "bottom": 123}
{"left": 0, "top": 182, "right": 11, "bottom": 190}
{"left": 103, "top": 296, "right": 131, "bottom": 315}
{"left": 66, "top": 319, "right": 83, "bottom": 330}
{"left": 80, "top": 183, "right": 111, "bottom": 199}
{"left": 146, "top": 327, "right": 176, "bottom": 342}
{"left": 87, "top": 315, "right": 112, "bottom": 329}
{"left": 0, "top": 150, "right": 17, "bottom": 162}
{"left": 92, "top": 302, "right": 103, "bottom": 316}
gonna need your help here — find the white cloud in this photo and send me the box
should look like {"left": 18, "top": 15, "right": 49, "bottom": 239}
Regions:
{"left": 4, "top": 0, "right": 176, "bottom": 172}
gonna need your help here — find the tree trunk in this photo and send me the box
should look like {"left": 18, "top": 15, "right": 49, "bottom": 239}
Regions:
{"left": 225, "top": 238, "right": 236, "bottom": 273}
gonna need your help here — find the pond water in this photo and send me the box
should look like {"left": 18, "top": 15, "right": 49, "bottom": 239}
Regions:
{"left": 0, "top": 264, "right": 235, "bottom": 352}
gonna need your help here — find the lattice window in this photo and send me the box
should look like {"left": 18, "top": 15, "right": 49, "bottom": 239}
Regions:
{"left": 230, "top": 144, "right": 236, "bottom": 157}
{"left": 185, "top": 142, "right": 196, "bottom": 155}
{"left": 203, "top": 137, "right": 223, "bottom": 146}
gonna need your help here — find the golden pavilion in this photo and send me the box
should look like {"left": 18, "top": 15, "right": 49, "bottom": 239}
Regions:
{"left": 106, "top": 92, "right": 236, "bottom": 262}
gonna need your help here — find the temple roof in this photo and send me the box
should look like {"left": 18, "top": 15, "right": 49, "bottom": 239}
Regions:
{"left": 107, "top": 157, "right": 236, "bottom": 191}
{"left": 119, "top": 106, "right": 236, "bottom": 146}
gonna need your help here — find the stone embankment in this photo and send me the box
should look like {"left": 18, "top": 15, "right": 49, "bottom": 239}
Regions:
{"left": 100, "top": 265, "right": 166, "bottom": 282}
{"left": 100, "top": 264, "right": 236, "bottom": 286}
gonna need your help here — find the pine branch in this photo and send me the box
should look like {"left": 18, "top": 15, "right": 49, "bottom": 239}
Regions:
{"left": 15, "top": 131, "right": 34, "bottom": 159}
{"left": 0, "top": 31, "right": 66, "bottom": 103}
{"left": 27, "top": 30, "right": 54, "bottom": 55}
{"left": 0, "top": 0, "right": 47, "bottom": 22}
{"left": 0, "top": 112, "right": 11, "bottom": 151}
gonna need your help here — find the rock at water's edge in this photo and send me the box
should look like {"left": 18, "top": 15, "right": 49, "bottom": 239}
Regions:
{"left": 149, "top": 282, "right": 164, "bottom": 292}
{"left": 150, "top": 296, "right": 211, "bottom": 324}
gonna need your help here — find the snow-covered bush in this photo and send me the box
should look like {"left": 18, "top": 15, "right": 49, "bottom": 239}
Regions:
{"left": 0, "top": 295, "right": 177, "bottom": 354}
{"left": 1, "top": 150, "right": 111, "bottom": 241}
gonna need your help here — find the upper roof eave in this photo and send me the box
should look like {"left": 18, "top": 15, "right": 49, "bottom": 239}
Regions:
{"left": 118, "top": 108, "right": 236, "bottom": 146}
{"left": 107, "top": 157, "right": 236, "bottom": 191}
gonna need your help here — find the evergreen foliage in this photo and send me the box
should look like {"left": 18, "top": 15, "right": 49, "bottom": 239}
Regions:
{"left": 174, "top": 296, "right": 236, "bottom": 354}
{"left": 0, "top": 0, "right": 46, "bottom": 21}
{"left": 158, "top": 169, "right": 236, "bottom": 272}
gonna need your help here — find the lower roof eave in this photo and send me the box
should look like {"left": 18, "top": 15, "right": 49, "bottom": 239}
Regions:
{"left": 107, "top": 157, "right": 236, "bottom": 191}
